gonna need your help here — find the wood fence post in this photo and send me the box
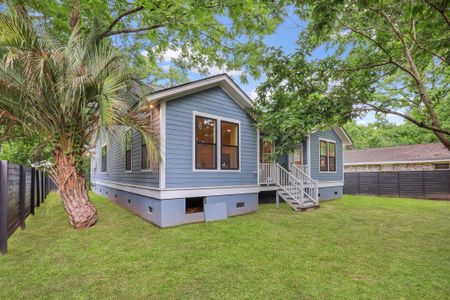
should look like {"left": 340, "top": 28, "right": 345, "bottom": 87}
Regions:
{"left": 19, "top": 165, "right": 26, "bottom": 229}
{"left": 36, "top": 171, "right": 40, "bottom": 207}
{"left": 377, "top": 172, "right": 380, "bottom": 196}
{"left": 30, "top": 168, "right": 35, "bottom": 215}
{"left": 0, "top": 160, "right": 9, "bottom": 254}
{"left": 40, "top": 171, "right": 44, "bottom": 203}
{"left": 421, "top": 171, "right": 425, "bottom": 199}
{"left": 357, "top": 173, "right": 360, "bottom": 194}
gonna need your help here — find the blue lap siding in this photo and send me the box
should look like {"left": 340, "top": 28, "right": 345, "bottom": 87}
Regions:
{"left": 309, "top": 129, "right": 343, "bottom": 182}
{"left": 92, "top": 106, "right": 160, "bottom": 187}
{"left": 165, "top": 87, "right": 258, "bottom": 188}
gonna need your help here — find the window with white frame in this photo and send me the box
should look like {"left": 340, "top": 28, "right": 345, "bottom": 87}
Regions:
{"left": 221, "top": 121, "right": 239, "bottom": 170}
{"left": 141, "top": 133, "right": 150, "bottom": 171}
{"left": 101, "top": 145, "right": 107, "bottom": 172}
{"left": 320, "top": 140, "right": 336, "bottom": 172}
{"left": 140, "top": 111, "right": 153, "bottom": 171}
{"left": 195, "top": 116, "right": 217, "bottom": 169}
{"left": 194, "top": 113, "right": 240, "bottom": 171}
{"left": 125, "top": 130, "right": 132, "bottom": 171}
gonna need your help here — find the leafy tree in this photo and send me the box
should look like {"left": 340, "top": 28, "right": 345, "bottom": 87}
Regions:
{"left": 344, "top": 118, "right": 439, "bottom": 150}
{"left": 0, "top": 1, "right": 289, "bottom": 228}
{"left": 0, "top": 11, "right": 161, "bottom": 228}
{"left": 9, "top": 0, "right": 289, "bottom": 83}
{"left": 254, "top": 0, "right": 450, "bottom": 153}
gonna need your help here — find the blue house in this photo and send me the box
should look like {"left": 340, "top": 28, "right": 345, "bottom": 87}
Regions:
{"left": 91, "top": 74, "right": 352, "bottom": 227}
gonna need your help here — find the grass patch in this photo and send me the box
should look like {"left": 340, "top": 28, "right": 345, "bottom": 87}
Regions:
{"left": 1, "top": 193, "right": 449, "bottom": 299}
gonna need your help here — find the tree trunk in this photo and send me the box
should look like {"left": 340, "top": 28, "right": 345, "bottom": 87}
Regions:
{"left": 434, "top": 131, "right": 450, "bottom": 152}
{"left": 52, "top": 150, "right": 97, "bottom": 228}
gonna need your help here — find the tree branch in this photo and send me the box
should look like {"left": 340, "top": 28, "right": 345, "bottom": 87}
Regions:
{"left": 424, "top": 0, "right": 450, "bottom": 28}
{"left": 338, "top": 61, "right": 392, "bottom": 72}
{"left": 100, "top": 24, "right": 165, "bottom": 38}
{"left": 363, "top": 103, "right": 450, "bottom": 135}
{"left": 99, "top": 6, "right": 145, "bottom": 39}
{"left": 406, "top": 31, "right": 447, "bottom": 64}
{"left": 373, "top": 8, "right": 444, "bottom": 131}
{"left": 336, "top": 17, "right": 415, "bottom": 78}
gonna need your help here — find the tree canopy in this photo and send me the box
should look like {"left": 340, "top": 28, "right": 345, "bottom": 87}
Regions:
{"left": 254, "top": 0, "right": 450, "bottom": 152}
{"left": 0, "top": 0, "right": 291, "bottom": 166}
{"left": 15, "top": 0, "right": 289, "bottom": 84}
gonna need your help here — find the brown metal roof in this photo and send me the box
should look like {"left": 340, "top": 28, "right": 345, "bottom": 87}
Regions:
{"left": 344, "top": 143, "right": 450, "bottom": 164}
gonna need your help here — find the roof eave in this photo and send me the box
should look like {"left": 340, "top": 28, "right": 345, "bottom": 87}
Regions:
{"left": 333, "top": 126, "right": 353, "bottom": 145}
{"left": 146, "top": 74, "right": 253, "bottom": 110}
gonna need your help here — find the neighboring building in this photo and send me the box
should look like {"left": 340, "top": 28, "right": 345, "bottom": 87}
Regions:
{"left": 344, "top": 143, "right": 450, "bottom": 172}
{"left": 90, "top": 74, "right": 352, "bottom": 227}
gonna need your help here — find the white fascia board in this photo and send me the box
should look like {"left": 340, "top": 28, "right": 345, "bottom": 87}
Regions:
{"left": 332, "top": 126, "right": 353, "bottom": 146}
{"left": 93, "top": 180, "right": 260, "bottom": 199}
{"left": 146, "top": 75, "right": 253, "bottom": 111}
{"left": 318, "top": 181, "right": 344, "bottom": 187}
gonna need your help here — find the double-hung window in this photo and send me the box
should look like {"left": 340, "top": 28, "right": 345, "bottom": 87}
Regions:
{"left": 221, "top": 121, "right": 239, "bottom": 170}
{"left": 125, "top": 130, "right": 132, "bottom": 171}
{"left": 101, "top": 145, "right": 107, "bottom": 172}
{"left": 320, "top": 139, "right": 336, "bottom": 172}
{"left": 194, "top": 113, "right": 240, "bottom": 171}
{"left": 141, "top": 134, "right": 150, "bottom": 171}
{"left": 140, "top": 111, "right": 153, "bottom": 171}
{"left": 195, "top": 116, "right": 217, "bottom": 169}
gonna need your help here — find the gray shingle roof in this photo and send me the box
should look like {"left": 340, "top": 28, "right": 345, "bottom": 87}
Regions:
{"left": 344, "top": 143, "right": 450, "bottom": 164}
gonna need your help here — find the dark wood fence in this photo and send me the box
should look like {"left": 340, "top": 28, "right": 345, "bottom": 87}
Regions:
{"left": 344, "top": 170, "right": 450, "bottom": 200}
{"left": 0, "top": 160, "right": 51, "bottom": 254}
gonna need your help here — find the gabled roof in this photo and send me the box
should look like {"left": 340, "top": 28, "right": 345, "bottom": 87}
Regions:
{"left": 344, "top": 143, "right": 450, "bottom": 165}
{"left": 147, "top": 74, "right": 353, "bottom": 144}
{"left": 146, "top": 74, "right": 253, "bottom": 110}
{"left": 332, "top": 126, "right": 353, "bottom": 146}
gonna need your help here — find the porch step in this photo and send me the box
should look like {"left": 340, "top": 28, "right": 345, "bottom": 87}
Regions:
{"left": 277, "top": 191, "right": 319, "bottom": 212}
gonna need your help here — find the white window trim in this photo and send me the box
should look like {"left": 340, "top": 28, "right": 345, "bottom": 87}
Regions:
{"left": 140, "top": 134, "right": 152, "bottom": 173}
{"left": 100, "top": 143, "right": 108, "bottom": 174}
{"left": 159, "top": 101, "right": 166, "bottom": 188}
{"left": 288, "top": 144, "right": 303, "bottom": 167}
{"left": 307, "top": 134, "right": 311, "bottom": 176}
{"left": 319, "top": 138, "right": 337, "bottom": 173}
{"left": 141, "top": 110, "right": 154, "bottom": 173}
{"left": 192, "top": 111, "right": 241, "bottom": 173}
{"left": 125, "top": 129, "right": 133, "bottom": 173}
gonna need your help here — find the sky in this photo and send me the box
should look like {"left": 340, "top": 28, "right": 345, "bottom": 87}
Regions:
{"left": 153, "top": 8, "right": 405, "bottom": 126}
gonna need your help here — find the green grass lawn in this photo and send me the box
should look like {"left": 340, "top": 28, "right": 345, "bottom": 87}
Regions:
{"left": 1, "top": 193, "right": 449, "bottom": 299}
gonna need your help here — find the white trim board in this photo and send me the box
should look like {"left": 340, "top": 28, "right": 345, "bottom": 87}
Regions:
{"left": 93, "top": 179, "right": 260, "bottom": 199}
{"left": 93, "top": 179, "right": 344, "bottom": 200}
{"left": 332, "top": 126, "right": 352, "bottom": 146}
{"left": 318, "top": 181, "right": 344, "bottom": 188}
{"left": 147, "top": 74, "right": 253, "bottom": 112}
{"left": 159, "top": 101, "right": 166, "bottom": 188}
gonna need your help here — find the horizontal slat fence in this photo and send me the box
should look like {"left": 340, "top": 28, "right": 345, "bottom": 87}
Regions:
{"left": 0, "top": 160, "right": 51, "bottom": 254}
{"left": 344, "top": 170, "right": 450, "bottom": 200}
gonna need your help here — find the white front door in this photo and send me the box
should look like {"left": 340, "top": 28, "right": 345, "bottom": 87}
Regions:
{"left": 288, "top": 146, "right": 302, "bottom": 169}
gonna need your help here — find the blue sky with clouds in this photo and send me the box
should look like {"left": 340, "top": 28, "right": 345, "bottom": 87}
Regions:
{"left": 155, "top": 9, "right": 403, "bottom": 125}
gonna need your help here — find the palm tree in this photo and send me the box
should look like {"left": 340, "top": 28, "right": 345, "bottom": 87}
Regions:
{"left": 0, "top": 11, "right": 159, "bottom": 228}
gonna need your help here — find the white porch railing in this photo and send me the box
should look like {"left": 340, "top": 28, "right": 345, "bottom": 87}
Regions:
{"left": 259, "top": 163, "right": 319, "bottom": 206}
{"left": 290, "top": 164, "right": 319, "bottom": 205}
{"left": 259, "top": 163, "right": 277, "bottom": 185}
{"left": 290, "top": 164, "right": 309, "bottom": 176}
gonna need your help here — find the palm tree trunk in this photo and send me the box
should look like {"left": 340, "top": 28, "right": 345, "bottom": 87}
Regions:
{"left": 52, "top": 150, "right": 97, "bottom": 228}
